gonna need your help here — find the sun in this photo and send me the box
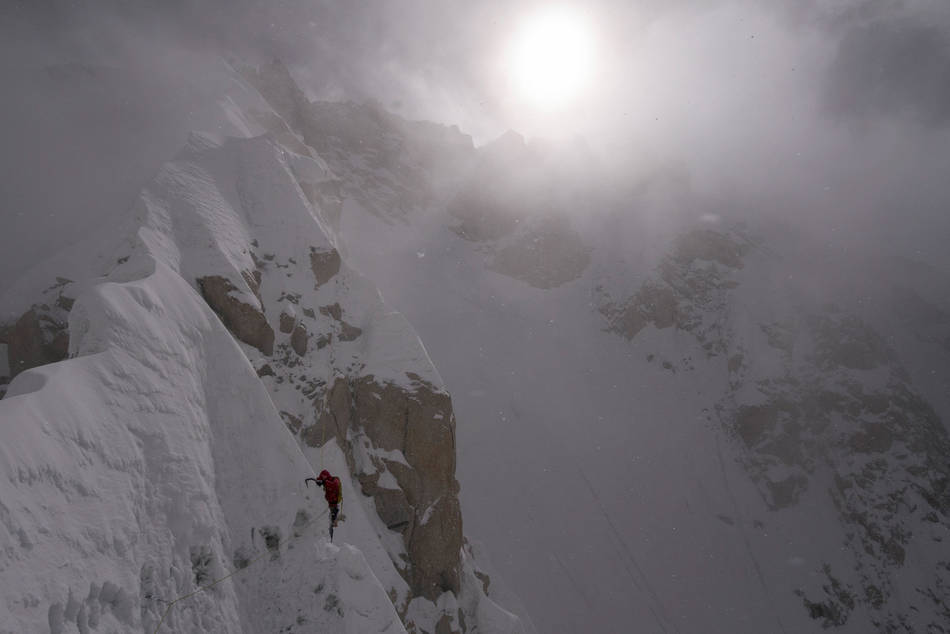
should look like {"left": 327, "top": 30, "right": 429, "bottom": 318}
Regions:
{"left": 505, "top": 7, "right": 596, "bottom": 110}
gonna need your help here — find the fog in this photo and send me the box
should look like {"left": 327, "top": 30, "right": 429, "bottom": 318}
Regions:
{"left": 2, "top": 0, "right": 949, "bottom": 631}
{"left": 4, "top": 0, "right": 949, "bottom": 290}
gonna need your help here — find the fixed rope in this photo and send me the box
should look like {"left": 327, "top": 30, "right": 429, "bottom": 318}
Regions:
{"left": 150, "top": 505, "right": 329, "bottom": 634}
{"left": 321, "top": 392, "right": 327, "bottom": 468}
{"left": 320, "top": 331, "right": 338, "bottom": 471}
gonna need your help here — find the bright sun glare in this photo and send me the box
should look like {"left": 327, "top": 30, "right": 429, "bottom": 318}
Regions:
{"left": 506, "top": 8, "right": 596, "bottom": 110}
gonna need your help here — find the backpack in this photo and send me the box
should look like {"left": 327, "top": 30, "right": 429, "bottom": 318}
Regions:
{"left": 324, "top": 476, "right": 342, "bottom": 505}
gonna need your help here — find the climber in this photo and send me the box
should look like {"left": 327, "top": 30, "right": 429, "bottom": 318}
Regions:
{"left": 306, "top": 470, "right": 343, "bottom": 529}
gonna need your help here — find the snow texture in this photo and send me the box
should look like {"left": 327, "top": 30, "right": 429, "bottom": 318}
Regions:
{"left": 0, "top": 106, "right": 515, "bottom": 633}
{"left": 315, "top": 109, "right": 950, "bottom": 633}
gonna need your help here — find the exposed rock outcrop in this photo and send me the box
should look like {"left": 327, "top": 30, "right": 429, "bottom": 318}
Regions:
{"left": 290, "top": 324, "right": 308, "bottom": 356}
{"left": 319, "top": 302, "right": 362, "bottom": 341}
{"left": 338, "top": 322, "right": 362, "bottom": 342}
{"left": 721, "top": 308, "right": 950, "bottom": 629}
{"left": 0, "top": 279, "right": 75, "bottom": 393}
{"left": 242, "top": 59, "right": 473, "bottom": 222}
{"left": 279, "top": 312, "right": 296, "bottom": 334}
{"left": 600, "top": 228, "right": 749, "bottom": 354}
{"left": 359, "top": 473, "right": 413, "bottom": 532}
{"left": 600, "top": 281, "right": 678, "bottom": 339}
{"left": 197, "top": 275, "right": 274, "bottom": 356}
{"left": 310, "top": 248, "right": 341, "bottom": 288}
{"left": 305, "top": 375, "right": 462, "bottom": 600}
{"left": 595, "top": 221, "right": 949, "bottom": 630}
{"left": 1, "top": 307, "right": 69, "bottom": 380}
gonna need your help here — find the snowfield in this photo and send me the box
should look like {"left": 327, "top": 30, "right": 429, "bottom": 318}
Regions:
{"left": 1, "top": 118, "right": 520, "bottom": 633}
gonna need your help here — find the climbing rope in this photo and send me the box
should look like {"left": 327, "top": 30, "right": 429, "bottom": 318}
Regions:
{"left": 320, "top": 390, "right": 327, "bottom": 468}
{"left": 321, "top": 327, "right": 338, "bottom": 470}
{"left": 150, "top": 505, "right": 328, "bottom": 634}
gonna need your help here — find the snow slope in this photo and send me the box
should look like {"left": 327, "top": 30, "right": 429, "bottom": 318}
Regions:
{"left": 0, "top": 215, "right": 403, "bottom": 633}
{"left": 340, "top": 201, "right": 950, "bottom": 633}
{"left": 234, "top": 69, "right": 949, "bottom": 632}
{"left": 5, "top": 52, "right": 946, "bottom": 634}
{"left": 1, "top": 100, "right": 521, "bottom": 632}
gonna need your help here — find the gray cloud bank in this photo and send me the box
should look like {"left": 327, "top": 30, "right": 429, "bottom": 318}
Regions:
{"left": 825, "top": 14, "right": 950, "bottom": 125}
{"left": 2, "top": 0, "right": 949, "bottom": 287}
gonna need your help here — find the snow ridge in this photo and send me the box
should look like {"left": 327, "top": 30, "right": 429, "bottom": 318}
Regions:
{"left": 0, "top": 139, "right": 402, "bottom": 633}
{"left": 0, "top": 107, "right": 518, "bottom": 631}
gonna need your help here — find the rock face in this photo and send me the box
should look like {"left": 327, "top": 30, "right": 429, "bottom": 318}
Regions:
{"left": 290, "top": 324, "right": 308, "bottom": 356}
{"left": 306, "top": 375, "right": 462, "bottom": 600}
{"left": 0, "top": 278, "right": 74, "bottom": 396}
{"left": 197, "top": 275, "right": 275, "bottom": 356}
{"left": 3, "top": 307, "right": 69, "bottom": 378}
{"left": 279, "top": 312, "right": 296, "bottom": 334}
{"left": 599, "top": 228, "right": 748, "bottom": 352}
{"left": 599, "top": 225, "right": 950, "bottom": 630}
{"left": 241, "top": 60, "right": 473, "bottom": 222}
{"left": 600, "top": 281, "right": 678, "bottom": 339}
{"left": 719, "top": 307, "right": 950, "bottom": 630}
{"left": 310, "top": 248, "right": 341, "bottom": 288}
{"left": 317, "top": 302, "right": 362, "bottom": 342}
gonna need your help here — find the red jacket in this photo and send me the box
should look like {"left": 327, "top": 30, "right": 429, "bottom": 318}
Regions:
{"left": 316, "top": 470, "right": 342, "bottom": 505}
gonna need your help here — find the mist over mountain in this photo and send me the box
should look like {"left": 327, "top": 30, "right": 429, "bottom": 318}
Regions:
{"left": 2, "top": 2, "right": 949, "bottom": 633}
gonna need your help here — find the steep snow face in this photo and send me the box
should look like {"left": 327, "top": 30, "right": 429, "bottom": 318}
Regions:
{"left": 1, "top": 119, "right": 521, "bottom": 632}
{"left": 343, "top": 207, "right": 950, "bottom": 632}
{"left": 0, "top": 234, "right": 403, "bottom": 633}
{"left": 237, "top": 65, "right": 950, "bottom": 633}
{"left": 599, "top": 228, "right": 950, "bottom": 631}
{"left": 367, "top": 220, "right": 949, "bottom": 633}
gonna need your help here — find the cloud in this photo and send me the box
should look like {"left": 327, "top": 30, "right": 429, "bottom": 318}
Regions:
{"left": 2, "top": 0, "right": 950, "bottom": 279}
{"left": 824, "top": 16, "right": 950, "bottom": 125}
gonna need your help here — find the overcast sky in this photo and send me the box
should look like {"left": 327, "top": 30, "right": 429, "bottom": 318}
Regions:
{"left": 2, "top": 0, "right": 949, "bottom": 275}
{"left": 7, "top": 0, "right": 950, "bottom": 130}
